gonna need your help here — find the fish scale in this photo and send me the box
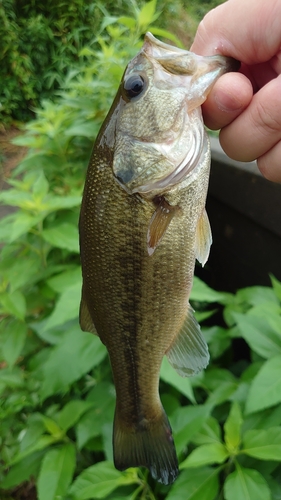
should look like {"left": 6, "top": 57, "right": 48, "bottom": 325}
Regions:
{"left": 79, "top": 32, "right": 239, "bottom": 484}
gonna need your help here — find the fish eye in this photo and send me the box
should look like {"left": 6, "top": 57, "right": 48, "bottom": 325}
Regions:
{"left": 123, "top": 74, "right": 146, "bottom": 100}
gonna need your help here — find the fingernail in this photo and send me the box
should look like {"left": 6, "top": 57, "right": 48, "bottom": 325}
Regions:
{"left": 214, "top": 90, "right": 243, "bottom": 113}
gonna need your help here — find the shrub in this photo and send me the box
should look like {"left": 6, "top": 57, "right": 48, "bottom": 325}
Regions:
{"left": 0, "top": 0, "right": 142, "bottom": 123}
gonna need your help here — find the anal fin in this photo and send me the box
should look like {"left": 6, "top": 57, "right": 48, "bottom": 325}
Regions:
{"left": 79, "top": 287, "right": 97, "bottom": 335}
{"left": 195, "top": 209, "right": 212, "bottom": 266}
{"left": 166, "top": 304, "right": 209, "bottom": 376}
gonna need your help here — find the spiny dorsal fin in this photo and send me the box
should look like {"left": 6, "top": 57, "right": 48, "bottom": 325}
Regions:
{"left": 79, "top": 287, "right": 97, "bottom": 335}
{"left": 147, "top": 197, "right": 180, "bottom": 256}
{"left": 166, "top": 304, "right": 209, "bottom": 376}
{"left": 195, "top": 209, "right": 212, "bottom": 267}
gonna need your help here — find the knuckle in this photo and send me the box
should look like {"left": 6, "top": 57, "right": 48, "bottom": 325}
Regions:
{"left": 254, "top": 98, "right": 281, "bottom": 136}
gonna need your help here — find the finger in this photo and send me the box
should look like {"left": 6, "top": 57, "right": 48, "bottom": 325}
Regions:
{"left": 202, "top": 73, "right": 253, "bottom": 130}
{"left": 258, "top": 141, "right": 281, "bottom": 183}
{"left": 191, "top": 0, "right": 281, "bottom": 64}
{"left": 219, "top": 74, "right": 281, "bottom": 162}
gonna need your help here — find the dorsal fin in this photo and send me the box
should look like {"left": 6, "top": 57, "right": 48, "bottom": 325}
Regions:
{"left": 147, "top": 197, "right": 180, "bottom": 256}
{"left": 166, "top": 304, "right": 209, "bottom": 376}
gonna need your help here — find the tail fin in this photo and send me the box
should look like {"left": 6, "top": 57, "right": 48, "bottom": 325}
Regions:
{"left": 113, "top": 407, "right": 178, "bottom": 485}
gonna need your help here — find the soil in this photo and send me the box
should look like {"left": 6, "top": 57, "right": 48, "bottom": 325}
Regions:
{"left": 0, "top": 126, "right": 27, "bottom": 188}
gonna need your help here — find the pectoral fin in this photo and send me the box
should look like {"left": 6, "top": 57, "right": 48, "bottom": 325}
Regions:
{"left": 147, "top": 197, "right": 180, "bottom": 256}
{"left": 195, "top": 209, "right": 212, "bottom": 267}
{"left": 166, "top": 304, "right": 209, "bottom": 376}
{"left": 79, "top": 288, "right": 97, "bottom": 335}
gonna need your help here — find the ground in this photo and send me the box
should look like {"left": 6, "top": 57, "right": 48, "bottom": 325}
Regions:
{"left": 0, "top": 126, "right": 27, "bottom": 186}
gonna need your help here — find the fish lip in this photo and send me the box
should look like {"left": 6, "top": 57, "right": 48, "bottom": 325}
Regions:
{"left": 143, "top": 31, "right": 239, "bottom": 78}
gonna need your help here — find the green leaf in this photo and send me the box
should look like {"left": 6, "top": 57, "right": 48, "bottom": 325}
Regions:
{"left": 166, "top": 467, "right": 220, "bottom": 500}
{"left": 47, "top": 266, "right": 81, "bottom": 293}
{"left": 32, "top": 170, "right": 49, "bottom": 197}
{"left": 243, "top": 427, "right": 281, "bottom": 460}
{"left": 161, "top": 356, "right": 195, "bottom": 403}
{"left": 233, "top": 312, "right": 281, "bottom": 359}
{"left": 40, "top": 326, "right": 107, "bottom": 400}
{"left": 206, "top": 381, "right": 238, "bottom": 408}
{"left": 271, "top": 274, "right": 281, "bottom": 302}
{"left": 37, "top": 443, "right": 76, "bottom": 500}
{"left": 224, "top": 465, "right": 271, "bottom": 500}
{"left": 192, "top": 417, "right": 222, "bottom": 446}
{"left": 43, "top": 194, "right": 81, "bottom": 212}
{"left": 246, "top": 355, "right": 281, "bottom": 413}
{"left": 68, "top": 461, "right": 137, "bottom": 500}
{"left": 236, "top": 286, "right": 278, "bottom": 307}
{"left": 9, "top": 212, "right": 45, "bottom": 242}
{"left": 43, "top": 281, "right": 81, "bottom": 331}
{"left": 1, "top": 320, "right": 27, "bottom": 367}
{"left": 57, "top": 400, "right": 94, "bottom": 431}
{"left": 138, "top": 0, "right": 157, "bottom": 29}
{"left": 180, "top": 443, "right": 228, "bottom": 469}
{"left": 11, "top": 435, "right": 59, "bottom": 465}
{"left": 0, "top": 290, "right": 26, "bottom": 320}
{"left": 190, "top": 277, "right": 232, "bottom": 304}
{"left": 39, "top": 415, "right": 64, "bottom": 437}
{"left": 42, "top": 223, "right": 79, "bottom": 253}
{"left": 203, "top": 326, "right": 231, "bottom": 359}
{"left": 171, "top": 405, "right": 210, "bottom": 454}
{"left": 76, "top": 383, "right": 115, "bottom": 449}
{"left": 1, "top": 450, "right": 45, "bottom": 489}
{"left": 224, "top": 402, "right": 243, "bottom": 453}
{"left": 148, "top": 27, "right": 184, "bottom": 48}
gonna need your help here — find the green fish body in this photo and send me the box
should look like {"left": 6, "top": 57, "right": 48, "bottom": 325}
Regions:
{"left": 79, "top": 33, "right": 238, "bottom": 485}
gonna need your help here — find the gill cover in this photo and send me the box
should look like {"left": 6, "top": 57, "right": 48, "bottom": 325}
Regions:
{"left": 113, "top": 32, "right": 238, "bottom": 196}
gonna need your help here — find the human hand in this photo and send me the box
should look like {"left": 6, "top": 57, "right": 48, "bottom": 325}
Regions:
{"left": 191, "top": 0, "right": 281, "bottom": 182}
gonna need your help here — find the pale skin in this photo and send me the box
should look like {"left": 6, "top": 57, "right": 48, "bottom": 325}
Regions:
{"left": 191, "top": 0, "right": 281, "bottom": 183}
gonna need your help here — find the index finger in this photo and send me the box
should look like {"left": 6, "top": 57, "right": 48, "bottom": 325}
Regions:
{"left": 191, "top": 0, "right": 281, "bottom": 64}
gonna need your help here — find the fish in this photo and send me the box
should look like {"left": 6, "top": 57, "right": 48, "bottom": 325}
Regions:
{"left": 79, "top": 32, "right": 238, "bottom": 485}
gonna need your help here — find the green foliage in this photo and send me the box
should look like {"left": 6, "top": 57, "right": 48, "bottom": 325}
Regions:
{"left": 1, "top": 1, "right": 281, "bottom": 499}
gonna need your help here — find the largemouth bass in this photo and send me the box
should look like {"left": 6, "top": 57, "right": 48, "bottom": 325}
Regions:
{"left": 79, "top": 33, "right": 238, "bottom": 485}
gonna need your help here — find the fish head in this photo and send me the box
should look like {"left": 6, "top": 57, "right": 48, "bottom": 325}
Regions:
{"left": 108, "top": 32, "right": 238, "bottom": 197}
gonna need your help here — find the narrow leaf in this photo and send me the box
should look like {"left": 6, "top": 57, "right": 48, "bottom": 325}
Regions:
{"left": 37, "top": 443, "right": 76, "bottom": 500}
{"left": 224, "top": 402, "right": 243, "bottom": 452}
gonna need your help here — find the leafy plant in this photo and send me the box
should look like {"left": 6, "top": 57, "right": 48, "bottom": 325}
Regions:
{"left": 1, "top": 1, "right": 281, "bottom": 499}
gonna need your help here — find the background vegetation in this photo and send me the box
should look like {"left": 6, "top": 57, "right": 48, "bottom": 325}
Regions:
{"left": 1, "top": 1, "right": 281, "bottom": 499}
